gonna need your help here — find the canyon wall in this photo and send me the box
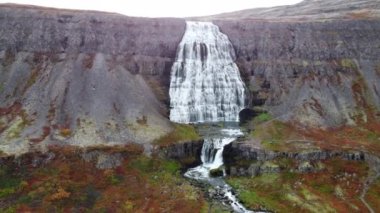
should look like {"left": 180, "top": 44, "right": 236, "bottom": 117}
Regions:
{"left": 0, "top": 1, "right": 380, "bottom": 154}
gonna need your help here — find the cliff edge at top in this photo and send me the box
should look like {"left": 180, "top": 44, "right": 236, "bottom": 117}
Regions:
{"left": 206, "top": 0, "right": 380, "bottom": 21}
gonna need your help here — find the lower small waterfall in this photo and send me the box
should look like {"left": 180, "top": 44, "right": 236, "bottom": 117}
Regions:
{"left": 184, "top": 126, "right": 252, "bottom": 213}
{"left": 169, "top": 21, "right": 252, "bottom": 212}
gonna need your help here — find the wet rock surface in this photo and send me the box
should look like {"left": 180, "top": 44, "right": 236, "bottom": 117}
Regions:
{"left": 157, "top": 140, "right": 204, "bottom": 168}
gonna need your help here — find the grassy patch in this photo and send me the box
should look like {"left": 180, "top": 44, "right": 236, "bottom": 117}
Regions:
{"left": 155, "top": 123, "right": 200, "bottom": 146}
{"left": 366, "top": 178, "right": 380, "bottom": 212}
{"left": 4, "top": 117, "right": 27, "bottom": 140}
{"left": 201, "top": 201, "right": 230, "bottom": 213}
{"left": 253, "top": 112, "right": 272, "bottom": 124}
{"left": 341, "top": 58, "right": 357, "bottom": 69}
{"left": 227, "top": 158, "right": 369, "bottom": 212}
{"left": 0, "top": 165, "right": 24, "bottom": 199}
{"left": 249, "top": 121, "right": 300, "bottom": 151}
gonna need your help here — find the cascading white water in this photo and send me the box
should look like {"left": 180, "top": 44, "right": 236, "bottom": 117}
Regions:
{"left": 169, "top": 21, "right": 245, "bottom": 123}
{"left": 184, "top": 128, "right": 253, "bottom": 213}
{"left": 169, "top": 21, "right": 252, "bottom": 213}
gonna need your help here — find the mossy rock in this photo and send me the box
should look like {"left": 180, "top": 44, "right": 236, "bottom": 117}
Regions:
{"left": 210, "top": 167, "right": 224, "bottom": 177}
{"left": 260, "top": 161, "right": 280, "bottom": 173}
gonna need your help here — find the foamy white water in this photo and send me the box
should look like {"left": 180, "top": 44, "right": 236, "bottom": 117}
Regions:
{"left": 169, "top": 21, "right": 252, "bottom": 213}
{"left": 184, "top": 127, "right": 253, "bottom": 213}
{"left": 169, "top": 21, "right": 245, "bottom": 123}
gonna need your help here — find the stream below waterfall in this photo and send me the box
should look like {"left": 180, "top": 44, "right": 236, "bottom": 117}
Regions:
{"left": 168, "top": 21, "right": 254, "bottom": 212}
{"left": 184, "top": 123, "right": 254, "bottom": 213}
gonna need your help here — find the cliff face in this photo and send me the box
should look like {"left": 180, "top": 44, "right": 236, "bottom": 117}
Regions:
{"left": 210, "top": 0, "right": 380, "bottom": 127}
{"left": 0, "top": 5, "right": 185, "bottom": 154}
{"left": 216, "top": 19, "right": 380, "bottom": 127}
{"left": 0, "top": 1, "right": 380, "bottom": 154}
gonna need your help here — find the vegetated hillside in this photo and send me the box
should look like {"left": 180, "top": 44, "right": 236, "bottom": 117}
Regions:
{"left": 0, "top": 0, "right": 380, "bottom": 155}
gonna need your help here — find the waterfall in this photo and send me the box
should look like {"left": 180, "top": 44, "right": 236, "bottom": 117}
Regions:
{"left": 169, "top": 21, "right": 252, "bottom": 213}
{"left": 169, "top": 21, "right": 246, "bottom": 123}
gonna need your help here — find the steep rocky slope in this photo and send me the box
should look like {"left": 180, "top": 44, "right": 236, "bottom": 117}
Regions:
{"left": 216, "top": 19, "right": 380, "bottom": 127}
{"left": 208, "top": 0, "right": 380, "bottom": 127}
{"left": 0, "top": 4, "right": 185, "bottom": 154}
{"left": 1, "top": 0, "right": 380, "bottom": 154}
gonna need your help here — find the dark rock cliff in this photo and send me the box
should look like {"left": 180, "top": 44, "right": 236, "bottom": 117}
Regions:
{"left": 223, "top": 141, "right": 380, "bottom": 177}
{"left": 0, "top": 1, "right": 380, "bottom": 154}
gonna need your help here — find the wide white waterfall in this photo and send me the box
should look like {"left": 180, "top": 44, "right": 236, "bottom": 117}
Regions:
{"left": 169, "top": 21, "right": 252, "bottom": 213}
{"left": 169, "top": 21, "right": 246, "bottom": 123}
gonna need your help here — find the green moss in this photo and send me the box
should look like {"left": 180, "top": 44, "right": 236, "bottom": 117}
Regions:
{"left": 130, "top": 156, "right": 154, "bottom": 173}
{"left": 250, "top": 121, "right": 290, "bottom": 151}
{"left": 253, "top": 113, "right": 272, "bottom": 124}
{"left": 201, "top": 202, "right": 230, "bottom": 213}
{"left": 0, "top": 82, "right": 4, "bottom": 93}
{"left": 210, "top": 167, "right": 224, "bottom": 177}
{"left": 160, "top": 160, "right": 180, "bottom": 174}
{"left": 367, "top": 131, "right": 379, "bottom": 141}
{"left": 5, "top": 117, "right": 25, "bottom": 139}
{"left": 282, "top": 172, "right": 297, "bottom": 181}
{"left": 227, "top": 175, "right": 285, "bottom": 211}
{"left": 0, "top": 165, "right": 24, "bottom": 199}
{"left": 155, "top": 123, "right": 200, "bottom": 146}
{"left": 341, "top": 59, "right": 357, "bottom": 69}
{"left": 0, "top": 188, "right": 16, "bottom": 198}
{"left": 174, "top": 124, "right": 200, "bottom": 140}
{"left": 18, "top": 195, "right": 33, "bottom": 204}
{"left": 240, "top": 190, "right": 261, "bottom": 206}
{"left": 261, "top": 140, "right": 281, "bottom": 151}
{"left": 311, "top": 182, "right": 334, "bottom": 194}
{"left": 0, "top": 207, "right": 17, "bottom": 213}
{"left": 107, "top": 174, "right": 122, "bottom": 185}
{"left": 301, "top": 188, "right": 319, "bottom": 201}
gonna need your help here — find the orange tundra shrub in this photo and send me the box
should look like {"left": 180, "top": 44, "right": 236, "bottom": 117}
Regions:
{"left": 48, "top": 187, "right": 70, "bottom": 201}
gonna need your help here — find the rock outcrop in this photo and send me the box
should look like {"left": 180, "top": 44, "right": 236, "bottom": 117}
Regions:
{"left": 157, "top": 140, "right": 204, "bottom": 168}
{"left": 223, "top": 141, "right": 380, "bottom": 177}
